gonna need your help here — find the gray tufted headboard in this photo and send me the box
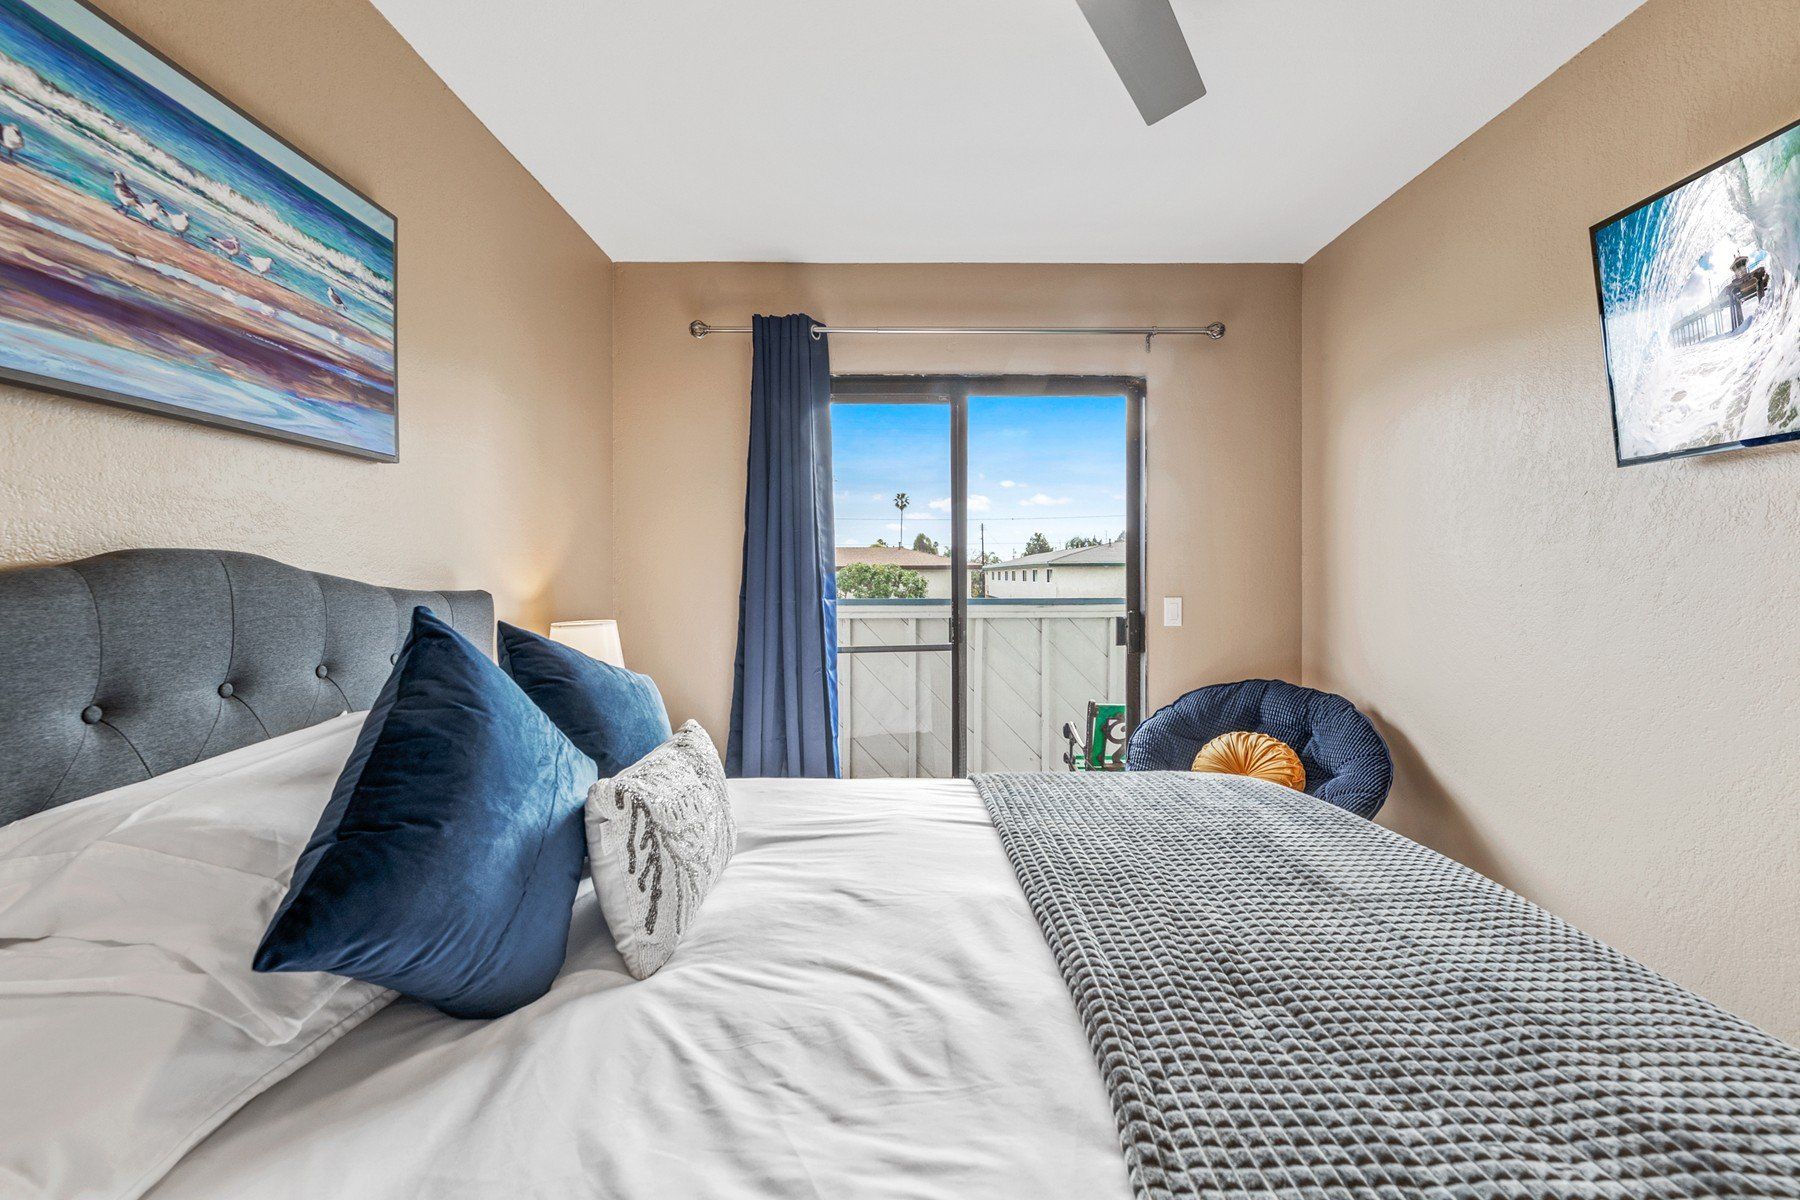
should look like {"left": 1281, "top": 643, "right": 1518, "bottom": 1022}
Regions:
{"left": 0, "top": 549, "right": 494, "bottom": 828}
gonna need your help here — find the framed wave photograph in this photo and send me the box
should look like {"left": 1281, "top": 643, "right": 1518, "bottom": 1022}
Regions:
{"left": 0, "top": 0, "right": 397, "bottom": 460}
{"left": 1591, "top": 116, "right": 1800, "bottom": 467}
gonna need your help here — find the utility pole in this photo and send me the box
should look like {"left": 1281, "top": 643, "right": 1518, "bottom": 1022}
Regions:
{"left": 978, "top": 522, "right": 987, "bottom": 599}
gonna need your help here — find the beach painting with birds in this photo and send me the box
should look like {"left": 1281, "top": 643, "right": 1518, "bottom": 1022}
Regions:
{"left": 0, "top": 0, "right": 396, "bottom": 458}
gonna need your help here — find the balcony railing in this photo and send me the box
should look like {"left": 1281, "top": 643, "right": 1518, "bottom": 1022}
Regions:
{"left": 837, "top": 598, "right": 1127, "bottom": 777}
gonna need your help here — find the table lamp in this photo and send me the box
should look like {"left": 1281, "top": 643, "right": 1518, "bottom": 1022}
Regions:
{"left": 548, "top": 619, "right": 625, "bottom": 668}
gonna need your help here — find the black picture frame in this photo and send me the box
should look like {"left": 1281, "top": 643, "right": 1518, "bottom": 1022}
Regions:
{"left": 1589, "top": 113, "right": 1800, "bottom": 468}
{"left": 0, "top": 0, "right": 399, "bottom": 462}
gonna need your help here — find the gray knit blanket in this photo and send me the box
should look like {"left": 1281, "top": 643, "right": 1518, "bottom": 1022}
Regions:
{"left": 974, "top": 771, "right": 1800, "bottom": 1199}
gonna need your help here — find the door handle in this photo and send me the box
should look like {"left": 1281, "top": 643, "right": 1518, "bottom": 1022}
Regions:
{"left": 1115, "top": 613, "right": 1145, "bottom": 652}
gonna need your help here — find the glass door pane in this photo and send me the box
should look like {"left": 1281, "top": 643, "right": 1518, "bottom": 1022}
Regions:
{"left": 965, "top": 392, "right": 1133, "bottom": 773}
{"left": 831, "top": 400, "right": 957, "bottom": 778}
{"left": 838, "top": 649, "right": 954, "bottom": 779}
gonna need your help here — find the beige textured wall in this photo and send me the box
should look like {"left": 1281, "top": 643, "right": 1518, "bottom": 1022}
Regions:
{"left": 0, "top": 0, "right": 614, "bottom": 627}
{"left": 613, "top": 263, "right": 1302, "bottom": 741}
{"left": 1301, "top": 0, "right": 1799, "bottom": 1039}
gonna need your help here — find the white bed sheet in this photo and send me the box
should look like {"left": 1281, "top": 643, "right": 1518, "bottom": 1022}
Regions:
{"left": 0, "top": 715, "right": 392, "bottom": 1200}
{"left": 147, "top": 776, "right": 1131, "bottom": 1200}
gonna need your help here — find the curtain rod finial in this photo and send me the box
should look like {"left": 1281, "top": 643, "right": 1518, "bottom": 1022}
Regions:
{"left": 689, "top": 320, "right": 711, "bottom": 339}
{"left": 1206, "top": 322, "right": 1226, "bottom": 340}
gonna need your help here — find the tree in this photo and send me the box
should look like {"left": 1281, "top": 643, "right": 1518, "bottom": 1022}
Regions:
{"left": 911, "top": 533, "right": 942, "bottom": 556}
{"left": 1023, "top": 532, "right": 1053, "bottom": 556}
{"left": 893, "top": 492, "right": 910, "bottom": 544}
{"left": 1065, "top": 535, "right": 1107, "bottom": 549}
{"left": 836, "top": 562, "right": 928, "bottom": 599}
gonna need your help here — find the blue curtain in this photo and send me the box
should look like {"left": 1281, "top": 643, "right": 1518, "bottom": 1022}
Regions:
{"left": 726, "top": 315, "right": 840, "bottom": 777}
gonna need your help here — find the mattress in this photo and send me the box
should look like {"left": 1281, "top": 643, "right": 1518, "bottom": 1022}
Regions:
{"left": 146, "top": 776, "right": 1131, "bottom": 1200}
{"left": 16, "top": 715, "right": 1793, "bottom": 1200}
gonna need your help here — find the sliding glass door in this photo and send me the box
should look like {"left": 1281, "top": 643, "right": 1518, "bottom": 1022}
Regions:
{"left": 831, "top": 376, "right": 1145, "bottom": 779}
{"left": 829, "top": 392, "right": 962, "bottom": 777}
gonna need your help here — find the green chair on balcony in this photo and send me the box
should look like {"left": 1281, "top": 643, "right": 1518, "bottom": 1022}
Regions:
{"left": 1062, "top": 701, "right": 1126, "bottom": 771}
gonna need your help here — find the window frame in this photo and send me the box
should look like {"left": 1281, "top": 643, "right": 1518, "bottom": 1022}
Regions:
{"left": 831, "top": 373, "right": 1148, "bottom": 775}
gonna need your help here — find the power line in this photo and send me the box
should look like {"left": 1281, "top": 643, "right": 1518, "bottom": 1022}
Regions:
{"left": 840, "top": 538, "right": 1119, "bottom": 553}
{"left": 834, "top": 513, "right": 1124, "bottom": 523}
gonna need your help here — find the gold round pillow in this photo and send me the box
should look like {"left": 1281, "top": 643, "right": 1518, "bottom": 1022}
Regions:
{"left": 1191, "top": 731, "right": 1306, "bottom": 791}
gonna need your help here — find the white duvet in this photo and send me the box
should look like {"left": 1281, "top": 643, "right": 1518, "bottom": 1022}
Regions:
{"left": 1, "top": 719, "right": 1128, "bottom": 1200}
{"left": 0, "top": 715, "right": 391, "bottom": 1200}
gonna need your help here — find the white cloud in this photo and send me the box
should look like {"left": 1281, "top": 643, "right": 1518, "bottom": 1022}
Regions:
{"left": 931, "top": 494, "right": 992, "bottom": 512}
{"left": 1020, "top": 493, "right": 1070, "bottom": 507}
{"left": 999, "top": 480, "right": 1025, "bottom": 489}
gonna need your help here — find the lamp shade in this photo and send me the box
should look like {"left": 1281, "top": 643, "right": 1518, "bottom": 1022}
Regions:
{"left": 548, "top": 619, "right": 625, "bottom": 668}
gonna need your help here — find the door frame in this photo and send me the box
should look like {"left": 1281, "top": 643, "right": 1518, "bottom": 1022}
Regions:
{"left": 831, "top": 374, "right": 1148, "bottom": 776}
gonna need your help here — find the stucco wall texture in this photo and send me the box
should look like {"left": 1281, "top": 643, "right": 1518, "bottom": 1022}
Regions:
{"left": 0, "top": 0, "right": 615, "bottom": 629}
{"left": 1301, "top": 0, "right": 1800, "bottom": 1040}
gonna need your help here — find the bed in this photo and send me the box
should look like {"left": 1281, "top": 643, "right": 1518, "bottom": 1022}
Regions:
{"left": 2, "top": 550, "right": 1797, "bottom": 1200}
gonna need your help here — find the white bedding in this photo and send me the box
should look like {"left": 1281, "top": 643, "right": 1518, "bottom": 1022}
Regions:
{"left": 1, "top": 716, "right": 1130, "bottom": 1199}
{"left": 0, "top": 715, "right": 392, "bottom": 1200}
{"left": 148, "top": 777, "right": 1128, "bottom": 1199}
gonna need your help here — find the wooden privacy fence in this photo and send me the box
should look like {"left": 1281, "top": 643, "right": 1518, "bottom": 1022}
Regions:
{"left": 837, "top": 599, "right": 1127, "bottom": 778}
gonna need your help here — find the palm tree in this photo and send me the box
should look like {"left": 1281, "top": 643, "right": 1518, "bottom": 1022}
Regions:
{"left": 893, "top": 492, "right": 910, "bottom": 545}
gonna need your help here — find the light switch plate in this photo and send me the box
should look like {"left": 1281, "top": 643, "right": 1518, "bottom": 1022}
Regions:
{"left": 1163, "top": 597, "right": 1183, "bottom": 627}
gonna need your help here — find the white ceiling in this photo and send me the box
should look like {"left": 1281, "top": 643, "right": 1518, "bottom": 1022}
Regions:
{"left": 370, "top": 0, "right": 1645, "bottom": 263}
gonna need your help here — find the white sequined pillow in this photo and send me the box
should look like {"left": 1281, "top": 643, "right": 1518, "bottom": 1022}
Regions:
{"left": 585, "top": 720, "right": 735, "bottom": 979}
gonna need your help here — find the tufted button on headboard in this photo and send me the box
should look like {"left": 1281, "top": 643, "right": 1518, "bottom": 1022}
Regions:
{"left": 0, "top": 549, "right": 495, "bottom": 827}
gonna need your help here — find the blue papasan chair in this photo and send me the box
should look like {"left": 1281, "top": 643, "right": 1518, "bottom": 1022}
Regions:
{"left": 1126, "top": 679, "right": 1393, "bottom": 818}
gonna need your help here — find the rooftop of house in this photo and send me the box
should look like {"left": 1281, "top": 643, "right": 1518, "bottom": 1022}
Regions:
{"left": 984, "top": 539, "right": 1127, "bottom": 571}
{"left": 835, "top": 545, "right": 952, "bottom": 569}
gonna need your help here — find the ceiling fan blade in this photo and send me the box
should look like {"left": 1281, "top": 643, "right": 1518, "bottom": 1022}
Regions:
{"left": 1074, "top": 0, "right": 1206, "bottom": 125}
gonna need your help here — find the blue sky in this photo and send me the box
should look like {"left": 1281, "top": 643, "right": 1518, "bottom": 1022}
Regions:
{"left": 831, "top": 395, "right": 1127, "bottom": 560}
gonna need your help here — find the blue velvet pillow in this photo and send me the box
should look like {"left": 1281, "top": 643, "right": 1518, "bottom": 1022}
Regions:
{"left": 254, "top": 607, "right": 598, "bottom": 1018}
{"left": 497, "top": 621, "right": 671, "bottom": 776}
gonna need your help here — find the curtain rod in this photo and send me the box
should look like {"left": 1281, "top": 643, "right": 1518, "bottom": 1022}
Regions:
{"left": 687, "top": 320, "right": 1225, "bottom": 348}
